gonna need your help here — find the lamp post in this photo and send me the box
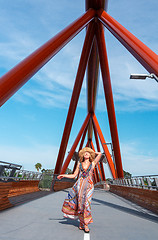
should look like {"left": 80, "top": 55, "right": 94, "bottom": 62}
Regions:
{"left": 103, "top": 142, "right": 115, "bottom": 168}
{"left": 130, "top": 73, "right": 158, "bottom": 82}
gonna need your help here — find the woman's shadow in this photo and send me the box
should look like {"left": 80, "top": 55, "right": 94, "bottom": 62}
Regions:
{"left": 49, "top": 217, "right": 79, "bottom": 227}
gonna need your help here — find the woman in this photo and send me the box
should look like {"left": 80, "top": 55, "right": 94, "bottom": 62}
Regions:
{"left": 57, "top": 147, "right": 102, "bottom": 233}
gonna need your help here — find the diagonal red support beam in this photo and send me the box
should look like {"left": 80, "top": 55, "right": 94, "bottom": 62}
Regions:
{"left": 87, "top": 38, "right": 99, "bottom": 142}
{"left": 92, "top": 113, "right": 116, "bottom": 179}
{"left": 84, "top": 139, "right": 97, "bottom": 183}
{"left": 72, "top": 123, "right": 89, "bottom": 173}
{"left": 87, "top": 38, "right": 99, "bottom": 114}
{"left": 60, "top": 113, "right": 91, "bottom": 174}
{"left": 54, "top": 22, "right": 95, "bottom": 174}
{"left": 91, "top": 141, "right": 101, "bottom": 182}
{"left": 97, "top": 9, "right": 158, "bottom": 75}
{"left": 0, "top": 9, "right": 96, "bottom": 107}
{"left": 96, "top": 22, "right": 124, "bottom": 178}
{"left": 93, "top": 123, "right": 105, "bottom": 181}
{"left": 93, "top": 121, "right": 101, "bottom": 152}
{"left": 79, "top": 123, "right": 89, "bottom": 151}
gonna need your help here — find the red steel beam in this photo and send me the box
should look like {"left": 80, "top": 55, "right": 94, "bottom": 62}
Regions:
{"left": 91, "top": 140, "right": 100, "bottom": 181}
{"left": 97, "top": 9, "right": 158, "bottom": 75}
{"left": 87, "top": 38, "right": 99, "bottom": 114}
{"left": 93, "top": 123, "right": 105, "bottom": 181}
{"left": 0, "top": 9, "right": 96, "bottom": 107}
{"left": 96, "top": 22, "right": 123, "bottom": 178}
{"left": 92, "top": 113, "right": 116, "bottom": 178}
{"left": 100, "top": 161, "right": 106, "bottom": 181}
{"left": 97, "top": 162, "right": 103, "bottom": 181}
{"left": 87, "top": 38, "right": 99, "bottom": 141}
{"left": 86, "top": 0, "right": 108, "bottom": 11}
{"left": 72, "top": 123, "right": 89, "bottom": 173}
{"left": 79, "top": 123, "right": 89, "bottom": 150}
{"left": 85, "top": 139, "right": 97, "bottom": 183}
{"left": 86, "top": 2, "right": 108, "bottom": 142}
{"left": 95, "top": 165, "right": 100, "bottom": 182}
{"left": 60, "top": 113, "right": 91, "bottom": 174}
{"left": 93, "top": 121, "right": 101, "bottom": 152}
{"left": 54, "top": 22, "right": 95, "bottom": 174}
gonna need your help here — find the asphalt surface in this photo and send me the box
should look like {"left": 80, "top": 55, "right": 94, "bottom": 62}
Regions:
{"left": 0, "top": 189, "right": 158, "bottom": 240}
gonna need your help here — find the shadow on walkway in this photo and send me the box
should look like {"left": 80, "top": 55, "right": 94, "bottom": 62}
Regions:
{"left": 49, "top": 217, "right": 79, "bottom": 227}
{"left": 92, "top": 197, "right": 158, "bottom": 224}
{"left": 9, "top": 191, "right": 52, "bottom": 206}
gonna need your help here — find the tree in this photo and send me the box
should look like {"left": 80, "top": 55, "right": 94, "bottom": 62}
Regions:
{"left": 65, "top": 168, "right": 72, "bottom": 174}
{"left": 35, "top": 163, "right": 42, "bottom": 172}
{"left": 123, "top": 170, "right": 132, "bottom": 178}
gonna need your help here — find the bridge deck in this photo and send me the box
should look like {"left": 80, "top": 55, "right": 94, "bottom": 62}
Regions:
{"left": 0, "top": 189, "right": 157, "bottom": 240}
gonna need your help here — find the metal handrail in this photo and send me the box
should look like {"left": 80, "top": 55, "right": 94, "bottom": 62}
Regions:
{"left": 0, "top": 169, "right": 42, "bottom": 181}
{"left": 112, "top": 175, "right": 158, "bottom": 190}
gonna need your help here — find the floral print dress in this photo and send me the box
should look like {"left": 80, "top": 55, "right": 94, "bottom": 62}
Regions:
{"left": 62, "top": 162, "right": 94, "bottom": 225}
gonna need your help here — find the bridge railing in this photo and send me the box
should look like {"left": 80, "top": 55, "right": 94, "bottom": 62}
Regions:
{"left": 112, "top": 175, "right": 158, "bottom": 190}
{"left": 0, "top": 170, "right": 42, "bottom": 181}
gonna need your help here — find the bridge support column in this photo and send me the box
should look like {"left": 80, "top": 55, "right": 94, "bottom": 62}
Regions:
{"left": 54, "top": 22, "right": 95, "bottom": 175}
{"left": 96, "top": 22, "right": 124, "bottom": 178}
{"left": 92, "top": 113, "right": 116, "bottom": 179}
{"left": 60, "top": 114, "right": 91, "bottom": 174}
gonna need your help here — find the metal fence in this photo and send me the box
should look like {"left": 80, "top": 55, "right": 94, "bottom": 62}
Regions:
{"left": 112, "top": 175, "right": 158, "bottom": 190}
{"left": 0, "top": 169, "right": 42, "bottom": 181}
{"left": 0, "top": 161, "right": 42, "bottom": 181}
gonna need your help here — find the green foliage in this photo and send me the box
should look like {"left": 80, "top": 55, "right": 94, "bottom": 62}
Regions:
{"left": 123, "top": 170, "right": 132, "bottom": 178}
{"left": 65, "top": 168, "right": 72, "bottom": 174}
{"left": 35, "top": 163, "right": 42, "bottom": 172}
{"left": 39, "top": 174, "right": 53, "bottom": 189}
{"left": 39, "top": 169, "right": 54, "bottom": 189}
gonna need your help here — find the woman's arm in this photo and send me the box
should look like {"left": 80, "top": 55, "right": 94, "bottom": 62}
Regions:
{"left": 92, "top": 152, "right": 102, "bottom": 168}
{"left": 57, "top": 162, "right": 80, "bottom": 180}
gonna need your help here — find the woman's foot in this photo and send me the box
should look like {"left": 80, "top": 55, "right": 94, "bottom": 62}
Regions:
{"left": 84, "top": 225, "right": 90, "bottom": 233}
{"left": 79, "top": 223, "right": 84, "bottom": 230}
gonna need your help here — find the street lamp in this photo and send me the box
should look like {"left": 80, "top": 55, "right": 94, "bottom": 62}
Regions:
{"left": 130, "top": 73, "right": 158, "bottom": 82}
{"left": 103, "top": 142, "right": 115, "bottom": 165}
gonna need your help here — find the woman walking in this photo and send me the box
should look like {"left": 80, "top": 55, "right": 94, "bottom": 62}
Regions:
{"left": 57, "top": 147, "right": 102, "bottom": 233}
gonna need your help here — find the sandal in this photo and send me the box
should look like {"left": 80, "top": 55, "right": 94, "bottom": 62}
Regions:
{"left": 84, "top": 226, "right": 90, "bottom": 233}
{"left": 79, "top": 223, "right": 84, "bottom": 230}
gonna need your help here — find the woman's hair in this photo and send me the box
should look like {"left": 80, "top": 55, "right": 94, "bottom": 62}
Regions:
{"left": 79, "top": 155, "right": 93, "bottom": 163}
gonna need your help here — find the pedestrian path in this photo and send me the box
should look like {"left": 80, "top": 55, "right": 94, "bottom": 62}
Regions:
{"left": 0, "top": 189, "right": 157, "bottom": 240}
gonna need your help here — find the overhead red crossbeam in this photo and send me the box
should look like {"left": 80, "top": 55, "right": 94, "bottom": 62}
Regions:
{"left": 0, "top": 9, "right": 96, "bottom": 107}
{"left": 97, "top": 9, "right": 158, "bottom": 75}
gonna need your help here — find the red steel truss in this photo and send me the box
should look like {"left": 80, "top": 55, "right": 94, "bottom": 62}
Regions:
{"left": 0, "top": 0, "right": 157, "bottom": 184}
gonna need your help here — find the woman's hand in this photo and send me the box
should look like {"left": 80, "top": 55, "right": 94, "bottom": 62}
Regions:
{"left": 95, "top": 152, "right": 102, "bottom": 155}
{"left": 57, "top": 174, "right": 64, "bottom": 180}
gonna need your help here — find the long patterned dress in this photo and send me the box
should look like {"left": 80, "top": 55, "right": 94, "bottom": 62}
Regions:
{"left": 62, "top": 162, "right": 94, "bottom": 225}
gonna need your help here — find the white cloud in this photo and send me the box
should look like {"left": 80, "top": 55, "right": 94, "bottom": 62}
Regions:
{"left": 120, "top": 141, "right": 158, "bottom": 176}
{"left": 96, "top": 52, "right": 158, "bottom": 112}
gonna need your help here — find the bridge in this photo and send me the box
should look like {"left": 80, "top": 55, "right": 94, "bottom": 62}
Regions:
{"left": 0, "top": 0, "right": 158, "bottom": 239}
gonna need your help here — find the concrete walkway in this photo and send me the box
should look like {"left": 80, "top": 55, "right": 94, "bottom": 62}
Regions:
{"left": 0, "top": 189, "right": 158, "bottom": 240}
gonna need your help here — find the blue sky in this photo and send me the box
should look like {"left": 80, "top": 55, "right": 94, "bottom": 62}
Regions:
{"left": 0, "top": 0, "right": 158, "bottom": 177}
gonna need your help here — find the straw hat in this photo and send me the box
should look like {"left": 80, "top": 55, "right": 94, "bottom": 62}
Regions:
{"left": 79, "top": 147, "right": 95, "bottom": 159}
